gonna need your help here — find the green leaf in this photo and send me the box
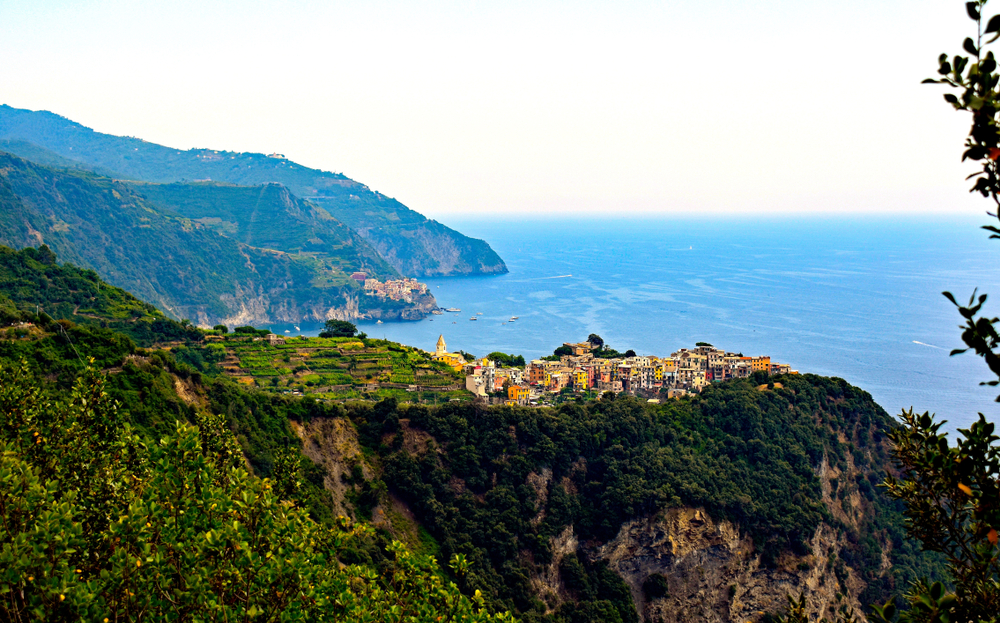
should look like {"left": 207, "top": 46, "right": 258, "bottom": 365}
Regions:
{"left": 968, "top": 2, "right": 981, "bottom": 20}
{"left": 931, "top": 581, "right": 944, "bottom": 600}
{"left": 987, "top": 14, "right": 1000, "bottom": 33}
{"left": 965, "top": 37, "right": 979, "bottom": 55}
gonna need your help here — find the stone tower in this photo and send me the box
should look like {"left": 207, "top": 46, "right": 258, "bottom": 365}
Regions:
{"left": 436, "top": 334, "right": 447, "bottom": 356}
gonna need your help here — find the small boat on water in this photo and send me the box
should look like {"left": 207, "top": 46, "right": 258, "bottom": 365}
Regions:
{"left": 285, "top": 329, "right": 291, "bottom": 333}
{"left": 476, "top": 312, "right": 483, "bottom": 315}
{"left": 294, "top": 325, "right": 300, "bottom": 331}
{"left": 510, "top": 316, "right": 518, "bottom": 321}
{"left": 445, "top": 308, "right": 461, "bottom": 312}
{"left": 376, "top": 320, "right": 383, "bottom": 324}
{"left": 469, "top": 317, "right": 477, "bottom": 321}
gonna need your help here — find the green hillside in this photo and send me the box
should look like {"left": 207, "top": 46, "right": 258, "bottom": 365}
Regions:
{"left": 0, "top": 254, "right": 944, "bottom": 622}
{"left": 130, "top": 180, "right": 398, "bottom": 279}
{"left": 0, "top": 137, "right": 120, "bottom": 176}
{"left": 0, "top": 244, "right": 202, "bottom": 345}
{"left": 173, "top": 334, "right": 468, "bottom": 403}
{"left": 338, "top": 376, "right": 940, "bottom": 622}
{"left": 0, "top": 152, "right": 432, "bottom": 325}
{"left": 0, "top": 307, "right": 512, "bottom": 622}
{"left": 0, "top": 105, "right": 508, "bottom": 277}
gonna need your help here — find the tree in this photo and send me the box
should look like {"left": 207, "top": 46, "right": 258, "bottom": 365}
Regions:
{"left": 233, "top": 325, "right": 269, "bottom": 337}
{"left": 319, "top": 319, "right": 358, "bottom": 338}
{"left": 0, "top": 362, "right": 516, "bottom": 622}
{"left": 486, "top": 351, "right": 526, "bottom": 367}
{"left": 459, "top": 350, "right": 477, "bottom": 362}
{"left": 775, "top": 3, "right": 1000, "bottom": 622}
{"left": 553, "top": 345, "right": 573, "bottom": 357}
{"left": 587, "top": 334, "right": 604, "bottom": 348}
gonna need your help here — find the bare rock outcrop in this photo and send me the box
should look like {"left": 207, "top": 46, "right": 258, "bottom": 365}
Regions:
{"left": 289, "top": 417, "right": 373, "bottom": 519}
{"left": 530, "top": 525, "right": 579, "bottom": 613}
{"left": 590, "top": 508, "right": 866, "bottom": 623}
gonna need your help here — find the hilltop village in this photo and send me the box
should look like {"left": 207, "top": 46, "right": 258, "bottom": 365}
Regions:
{"left": 431, "top": 336, "right": 797, "bottom": 406}
{"left": 352, "top": 273, "right": 430, "bottom": 303}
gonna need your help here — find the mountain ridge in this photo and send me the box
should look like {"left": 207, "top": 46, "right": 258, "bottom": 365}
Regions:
{"left": 0, "top": 151, "right": 436, "bottom": 325}
{"left": 0, "top": 104, "right": 508, "bottom": 278}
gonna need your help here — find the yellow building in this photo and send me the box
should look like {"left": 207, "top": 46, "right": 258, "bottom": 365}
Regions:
{"left": 751, "top": 356, "right": 771, "bottom": 372}
{"left": 507, "top": 384, "right": 530, "bottom": 404}
{"left": 431, "top": 334, "right": 465, "bottom": 371}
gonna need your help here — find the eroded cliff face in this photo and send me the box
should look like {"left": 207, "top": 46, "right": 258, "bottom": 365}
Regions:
{"left": 590, "top": 509, "right": 867, "bottom": 623}
{"left": 356, "top": 221, "right": 508, "bottom": 278}
{"left": 289, "top": 417, "right": 373, "bottom": 520}
{"left": 192, "top": 285, "right": 436, "bottom": 327}
{"left": 518, "top": 447, "right": 880, "bottom": 623}
{"left": 290, "top": 416, "right": 432, "bottom": 553}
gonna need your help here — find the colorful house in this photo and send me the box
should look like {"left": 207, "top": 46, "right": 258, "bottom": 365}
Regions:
{"left": 431, "top": 335, "right": 465, "bottom": 371}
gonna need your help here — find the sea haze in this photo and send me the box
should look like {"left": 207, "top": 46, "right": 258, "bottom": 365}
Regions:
{"left": 272, "top": 215, "right": 1000, "bottom": 435}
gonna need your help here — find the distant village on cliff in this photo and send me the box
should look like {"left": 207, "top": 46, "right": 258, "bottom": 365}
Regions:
{"left": 430, "top": 336, "right": 797, "bottom": 406}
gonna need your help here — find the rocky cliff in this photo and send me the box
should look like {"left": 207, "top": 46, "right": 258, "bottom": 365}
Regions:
{"left": 350, "top": 217, "right": 509, "bottom": 277}
{"left": 321, "top": 378, "right": 928, "bottom": 622}
{"left": 210, "top": 288, "right": 437, "bottom": 327}
{"left": 590, "top": 509, "right": 867, "bottom": 623}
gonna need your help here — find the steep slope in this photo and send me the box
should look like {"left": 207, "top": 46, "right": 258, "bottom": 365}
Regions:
{"left": 0, "top": 244, "right": 203, "bottom": 345}
{"left": 129, "top": 181, "right": 399, "bottom": 279}
{"left": 0, "top": 137, "right": 121, "bottom": 176}
{"left": 0, "top": 152, "right": 435, "bottom": 325}
{"left": 324, "top": 377, "right": 942, "bottom": 622}
{"left": 0, "top": 307, "right": 512, "bottom": 621}
{"left": 0, "top": 104, "right": 508, "bottom": 277}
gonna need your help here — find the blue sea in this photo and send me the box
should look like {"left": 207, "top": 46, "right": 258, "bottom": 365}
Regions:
{"left": 271, "top": 215, "right": 1000, "bottom": 436}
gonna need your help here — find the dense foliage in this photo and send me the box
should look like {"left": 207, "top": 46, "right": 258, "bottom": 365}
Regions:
{"left": 485, "top": 352, "right": 526, "bottom": 367}
{"left": 343, "top": 373, "right": 934, "bottom": 622}
{"left": 0, "top": 152, "right": 421, "bottom": 324}
{"left": 0, "top": 105, "right": 508, "bottom": 278}
{"left": 320, "top": 319, "right": 360, "bottom": 338}
{"left": 0, "top": 362, "right": 515, "bottom": 622}
{"left": 0, "top": 245, "right": 202, "bottom": 345}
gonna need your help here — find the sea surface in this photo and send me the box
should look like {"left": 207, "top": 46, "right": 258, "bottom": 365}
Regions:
{"left": 270, "top": 215, "right": 1000, "bottom": 436}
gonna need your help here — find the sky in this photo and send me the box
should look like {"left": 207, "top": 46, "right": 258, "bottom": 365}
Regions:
{"left": 0, "top": 0, "right": 991, "bottom": 218}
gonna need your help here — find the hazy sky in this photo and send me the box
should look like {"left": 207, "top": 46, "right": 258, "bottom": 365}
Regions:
{"left": 0, "top": 0, "right": 990, "bottom": 218}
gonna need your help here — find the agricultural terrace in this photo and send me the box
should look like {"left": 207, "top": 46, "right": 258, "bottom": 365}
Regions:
{"left": 194, "top": 335, "right": 471, "bottom": 403}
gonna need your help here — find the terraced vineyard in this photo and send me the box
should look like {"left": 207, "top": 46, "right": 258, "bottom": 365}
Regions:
{"left": 184, "top": 335, "right": 471, "bottom": 403}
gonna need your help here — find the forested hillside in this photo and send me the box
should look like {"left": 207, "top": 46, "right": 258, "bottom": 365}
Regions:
{"left": 0, "top": 105, "right": 508, "bottom": 277}
{"left": 329, "top": 377, "right": 941, "bottom": 622}
{"left": 0, "top": 321, "right": 512, "bottom": 621}
{"left": 0, "top": 251, "right": 942, "bottom": 622}
{"left": 0, "top": 154, "right": 434, "bottom": 325}
{"left": 0, "top": 244, "right": 202, "bottom": 345}
{"left": 129, "top": 180, "right": 398, "bottom": 279}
